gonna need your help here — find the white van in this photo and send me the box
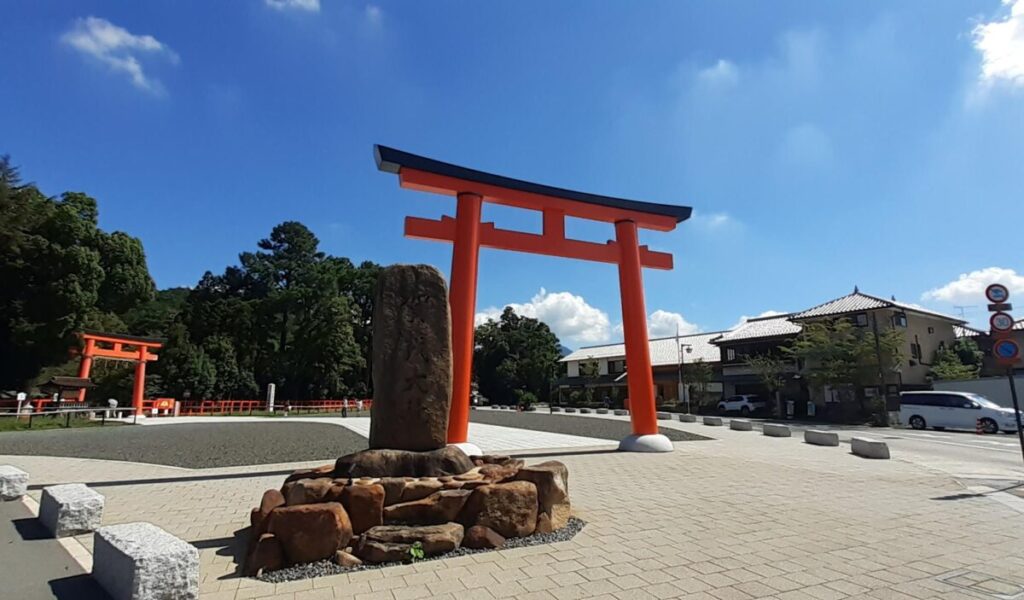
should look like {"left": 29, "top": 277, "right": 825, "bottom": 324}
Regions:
{"left": 899, "top": 391, "right": 1020, "bottom": 434}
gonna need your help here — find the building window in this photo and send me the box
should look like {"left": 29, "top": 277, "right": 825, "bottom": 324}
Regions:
{"left": 928, "top": 326, "right": 935, "bottom": 334}
{"left": 608, "top": 360, "right": 625, "bottom": 374}
{"left": 726, "top": 348, "right": 736, "bottom": 361}
{"left": 892, "top": 313, "right": 908, "bottom": 328}
{"left": 910, "top": 343, "right": 922, "bottom": 360}
{"left": 853, "top": 313, "right": 869, "bottom": 327}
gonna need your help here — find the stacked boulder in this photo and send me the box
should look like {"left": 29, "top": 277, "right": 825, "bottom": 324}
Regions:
{"left": 245, "top": 454, "right": 570, "bottom": 574}
{"left": 244, "top": 265, "right": 572, "bottom": 576}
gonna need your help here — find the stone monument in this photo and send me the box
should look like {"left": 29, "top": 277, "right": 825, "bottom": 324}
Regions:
{"left": 243, "top": 263, "right": 573, "bottom": 575}
{"left": 369, "top": 264, "right": 452, "bottom": 451}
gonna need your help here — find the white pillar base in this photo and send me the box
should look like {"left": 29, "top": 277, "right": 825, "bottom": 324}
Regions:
{"left": 618, "top": 434, "right": 674, "bottom": 453}
{"left": 449, "top": 442, "right": 483, "bottom": 457}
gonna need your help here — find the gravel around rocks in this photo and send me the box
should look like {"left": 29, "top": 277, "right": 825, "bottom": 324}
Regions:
{"left": 258, "top": 517, "right": 587, "bottom": 583}
{"left": 0, "top": 422, "right": 368, "bottom": 469}
{"left": 470, "top": 410, "right": 710, "bottom": 442}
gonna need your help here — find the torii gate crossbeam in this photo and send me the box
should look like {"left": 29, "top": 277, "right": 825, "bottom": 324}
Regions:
{"left": 375, "top": 145, "right": 692, "bottom": 452}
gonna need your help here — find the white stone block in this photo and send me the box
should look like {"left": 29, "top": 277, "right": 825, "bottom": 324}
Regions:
{"left": 851, "top": 436, "right": 890, "bottom": 459}
{"left": 596, "top": 408, "right": 609, "bottom": 414}
{"left": 613, "top": 409, "right": 629, "bottom": 416}
{"left": 702, "top": 416, "right": 724, "bottom": 426}
{"left": 564, "top": 407, "right": 577, "bottom": 413}
{"left": 579, "top": 408, "right": 592, "bottom": 414}
{"left": 762, "top": 423, "right": 792, "bottom": 437}
{"left": 619, "top": 433, "right": 674, "bottom": 452}
{"left": 39, "top": 483, "right": 104, "bottom": 537}
{"left": 730, "top": 419, "right": 753, "bottom": 431}
{"left": 656, "top": 412, "right": 672, "bottom": 420}
{"left": 551, "top": 407, "right": 563, "bottom": 412}
{"left": 0, "top": 465, "right": 28, "bottom": 501}
{"left": 93, "top": 522, "right": 199, "bottom": 600}
{"left": 678, "top": 414, "right": 697, "bottom": 423}
{"left": 804, "top": 430, "right": 840, "bottom": 447}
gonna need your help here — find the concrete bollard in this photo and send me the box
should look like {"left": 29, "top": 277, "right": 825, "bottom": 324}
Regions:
{"left": 656, "top": 412, "right": 672, "bottom": 420}
{"left": 0, "top": 466, "right": 28, "bottom": 501}
{"left": 762, "top": 423, "right": 792, "bottom": 437}
{"left": 39, "top": 484, "right": 105, "bottom": 538}
{"left": 596, "top": 408, "right": 609, "bottom": 414}
{"left": 729, "top": 419, "right": 753, "bottom": 431}
{"left": 804, "top": 430, "right": 840, "bottom": 447}
{"left": 579, "top": 408, "right": 592, "bottom": 414}
{"left": 678, "top": 414, "right": 697, "bottom": 423}
{"left": 613, "top": 409, "right": 629, "bottom": 416}
{"left": 564, "top": 407, "right": 577, "bottom": 413}
{"left": 551, "top": 407, "right": 563, "bottom": 412}
{"left": 851, "top": 437, "right": 890, "bottom": 459}
{"left": 93, "top": 522, "right": 199, "bottom": 600}
{"left": 702, "top": 416, "right": 724, "bottom": 426}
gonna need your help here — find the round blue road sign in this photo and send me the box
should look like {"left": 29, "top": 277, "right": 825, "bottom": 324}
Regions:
{"left": 993, "top": 338, "right": 1020, "bottom": 361}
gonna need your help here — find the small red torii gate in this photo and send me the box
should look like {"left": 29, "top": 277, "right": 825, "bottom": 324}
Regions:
{"left": 375, "top": 145, "right": 691, "bottom": 452}
{"left": 76, "top": 331, "right": 164, "bottom": 415}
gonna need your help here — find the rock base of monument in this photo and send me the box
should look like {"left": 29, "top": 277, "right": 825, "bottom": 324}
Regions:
{"left": 244, "top": 448, "right": 574, "bottom": 577}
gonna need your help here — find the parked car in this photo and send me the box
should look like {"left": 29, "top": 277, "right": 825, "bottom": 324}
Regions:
{"left": 899, "top": 391, "right": 1020, "bottom": 434}
{"left": 717, "top": 395, "right": 767, "bottom": 416}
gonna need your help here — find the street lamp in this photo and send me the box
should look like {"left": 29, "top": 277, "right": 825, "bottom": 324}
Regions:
{"left": 678, "top": 342, "right": 693, "bottom": 413}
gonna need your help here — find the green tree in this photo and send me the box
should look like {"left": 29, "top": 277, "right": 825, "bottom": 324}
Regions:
{"left": 930, "top": 339, "right": 982, "bottom": 381}
{"left": 783, "top": 318, "right": 904, "bottom": 416}
{"left": 159, "top": 222, "right": 372, "bottom": 401}
{"left": 0, "top": 158, "right": 154, "bottom": 390}
{"left": 746, "top": 353, "right": 788, "bottom": 416}
{"left": 474, "top": 307, "right": 562, "bottom": 406}
{"left": 680, "top": 358, "right": 712, "bottom": 409}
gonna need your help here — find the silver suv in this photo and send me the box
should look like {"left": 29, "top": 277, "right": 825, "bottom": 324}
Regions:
{"left": 717, "top": 395, "right": 767, "bottom": 416}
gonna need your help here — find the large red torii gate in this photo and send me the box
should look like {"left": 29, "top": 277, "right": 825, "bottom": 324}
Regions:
{"left": 76, "top": 331, "right": 164, "bottom": 415}
{"left": 375, "top": 145, "right": 691, "bottom": 452}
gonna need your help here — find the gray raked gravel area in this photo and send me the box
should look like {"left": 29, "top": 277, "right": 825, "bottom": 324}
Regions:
{"left": 0, "top": 422, "right": 368, "bottom": 469}
{"left": 470, "top": 409, "right": 710, "bottom": 442}
{"left": 259, "top": 517, "right": 587, "bottom": 583}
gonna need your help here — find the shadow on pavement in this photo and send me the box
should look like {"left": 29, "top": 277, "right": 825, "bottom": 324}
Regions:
{"left": 28, "top": 468, "right": 298, "bottom": 491}
{"left": 932, "top": 481, "right": 1024, "bottom": 501}
{"left": 190, "top": 526, "right": 250, "bottom": 580}
{"left": 13, "top": 517, "right": 51, "bottom": 541}
{"left": 49, "top": 574, "right": 110, "bottom": 599}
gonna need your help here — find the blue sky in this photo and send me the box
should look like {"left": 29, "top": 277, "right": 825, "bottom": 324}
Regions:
{"left": 3, "top": 0, "right": 1024, "bottom": 347}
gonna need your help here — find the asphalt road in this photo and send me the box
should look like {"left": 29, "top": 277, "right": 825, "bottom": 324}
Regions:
{"left": 0, "top": 500, "right": 109, "bottom": 599}
{"left": 0, "top": 422, "right": 368, "bottom": 469}
{"left": 470, "top": 409, "right": 710, "bottom": 442}
{"left": 745, "top": 418, "right": 1024, "bottom": 479}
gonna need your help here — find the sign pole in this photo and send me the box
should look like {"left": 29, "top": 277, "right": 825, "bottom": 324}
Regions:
{"left": 1008, "top": 368, "right": 1024, "bottom": 465}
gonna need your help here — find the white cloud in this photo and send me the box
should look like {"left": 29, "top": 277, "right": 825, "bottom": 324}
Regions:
{"left": 688, "top": 210, "right": 736, "bottom": 230}
{"left": 365, "top": 5, "right": 383, "bottom": 26}
{"left": 61, "top": 17, "right": 178, "bottom": 94}
{"left": 973, "top": 0, "right": 1024, "bottom": 88}
{"left": 645, "top": 310, "right": 702, "bottom": 337}
{"left": 729, "top": 310, "right": 787, "bottom": 330}
{"left": 922, "top": 267, "right": 1024, "bottom": 304}
{"left": 475, "top": 289, "right": 612, "bottom": 345}
{"left": 265, "top": 0, "right": 320, "bottom": 11}
{"left": 612, "top": 310, "right": 702, "bottom": 339}
{"left": 697, "top": 59, "right": 739, "bottom": 88}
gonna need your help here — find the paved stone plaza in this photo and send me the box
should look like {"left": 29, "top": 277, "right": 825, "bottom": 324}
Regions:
{"left": 3, "top": 415, "right": 1024, "bottom": 599}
